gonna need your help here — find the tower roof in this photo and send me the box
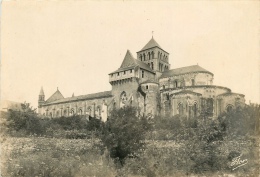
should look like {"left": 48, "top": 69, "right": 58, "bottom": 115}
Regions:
{"left": 120, "top": 50, "right": 137, "bottom": 68}
{"left": 39, "top": 87, "right": 44, "bottom": 96}
{"left": 140, "top": 37, "right": 162, "bottom": 51}
{"left": 110, "top": 50, "right": 155, "bottom": 74}
{"left": 46, "top": 88, "right": 64, "bottom": 103}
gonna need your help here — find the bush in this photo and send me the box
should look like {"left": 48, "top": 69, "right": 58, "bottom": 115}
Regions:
{"left": 101, "top": 106, "right": 151, "bottom": 165}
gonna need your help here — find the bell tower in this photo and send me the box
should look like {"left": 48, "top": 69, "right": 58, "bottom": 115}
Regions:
{"left": 38, "top": 87, "right": 45, "bottom": 108}
{"left": 137, "top": 37, "right": 170, "bottom": 79}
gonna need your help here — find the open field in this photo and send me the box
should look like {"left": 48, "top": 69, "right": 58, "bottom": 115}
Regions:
{"left": 1, "top": 136, "right": 258, "bottom": 177}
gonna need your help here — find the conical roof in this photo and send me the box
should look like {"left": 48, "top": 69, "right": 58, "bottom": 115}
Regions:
{"left": 46, "top": 88, "right": 64, "bottom": 103}
{"left": 141, "top": 37, "right": 162, "bottom": 51}
{"left": 39, "top": 87, "right": 44, "bottom": 96}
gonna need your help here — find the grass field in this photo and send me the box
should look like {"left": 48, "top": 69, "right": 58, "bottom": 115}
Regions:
{"left": 1, "top": 136, "right": 258, "bottom": 177}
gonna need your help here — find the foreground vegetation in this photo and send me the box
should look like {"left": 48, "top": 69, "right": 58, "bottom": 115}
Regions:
{"left": 1, "top": 103, "right": 259, "bottom": 176}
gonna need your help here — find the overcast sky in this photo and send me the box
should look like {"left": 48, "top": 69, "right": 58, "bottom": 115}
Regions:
{"left": 1, "top": 1, "right": 259, "bottom": 108}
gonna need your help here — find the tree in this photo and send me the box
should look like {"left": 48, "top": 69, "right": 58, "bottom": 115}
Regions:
{"left": 101, "top": 106, "right": 151, "bottom": 165}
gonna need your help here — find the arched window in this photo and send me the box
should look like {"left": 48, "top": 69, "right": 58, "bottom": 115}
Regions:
{"left": 163, "top": 54, "right": 165, "bottom": 60}
{"left": 193, "top": 102, "right": 197, "bottom": 117}
{"left": 226, "top": 105, "right": 233, "bottom": 113}
{"left": 158, "top": 51, "right": 160, "bottom": 58}
{"left": 151, "top": 51, "right": 154, "bottom": 59}
{"left": 146, "top": 85, "right": 149, "bottom": 89}
{"left": 191, "top": 79, "right": 195, "bottom": 86}
{"left": 174, "top": 81, "right": 178, "bottom": 88}
{"left": 140, "top": 54, "right": 142, "bottom": 61}
{"left": 151, "top": 62, "right": 154, "bottom": 70}
{"left": 160, "top": 53, "right": 162, "bottom": 59}
{"left": 96, "top": 106, "right": 101, "bottom": 117}
{"left": 79, "top": 109, "right": 82, "bottom": 115}
{"left": 120, "top": 91, "right": 127, "bottom": 108}
{"left": 207, "top": 98, "right": 214, "bottom": 116}
{"left": 148, "top": 52, "right": 150, "bottom": 60}
{"left": 87, "top": 107, "right": 92, "bottom": 116}
{"left": 143, "top": 54, "right": 146, "bottom": 61}
{"left": 163, "top": 85, "right": 165, "bottom": 90}
{"left": 71, "top": 109, "right": 74, "bottom": 116}
{"left": 148, "top": 63, "right": 150, "bottom": 67}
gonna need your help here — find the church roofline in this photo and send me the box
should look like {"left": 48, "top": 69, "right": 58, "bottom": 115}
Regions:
{"left": 160, "top": 85, "right": 231, "bottom": 93}
{"left": 42, "top": 91, "right": 113, "bottom": 106}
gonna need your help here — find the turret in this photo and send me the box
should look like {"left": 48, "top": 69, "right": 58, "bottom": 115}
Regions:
{"left": 140, "top": 80, "right": 159, "bottom": 117}
{"left": 38, "top": 87, "right": 45, "bottom": 108}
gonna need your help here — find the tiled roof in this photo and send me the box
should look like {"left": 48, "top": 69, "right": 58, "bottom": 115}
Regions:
{"left": 43, "top": 91, "right": 113, "bottom": 105}
{"left": 140, "top": 79, "right": 159, "bottom": 85}
{"left": 135, "top": 59, "right": 154, "bottom": 73}
{"left": 172, "top": 90, "right": 202, "bottom": 96}
{"left": 141, "top": 38, "right": 162, "bottom": 51}
{"left": 161, "top": 65, "right": 213, "bottom": 78}
{"left": 110, "top": 50, "right": 155, "bottom": 74}
{"left": 217, "top": 92, "right": 245, "bottom": 97}
{"left": 46, "top": 89, "right": 64, "bottom": 103}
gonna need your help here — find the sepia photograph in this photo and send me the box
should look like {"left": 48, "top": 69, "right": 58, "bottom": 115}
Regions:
{"left": 0, "top": 1, "right": 259, "bottom": 177}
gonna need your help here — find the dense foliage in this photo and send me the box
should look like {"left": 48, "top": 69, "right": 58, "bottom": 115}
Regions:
{"left": 101, "top": 106, "right": 151, "bottom": 165}
{"left": 2, "top": 102, "right": 259, "bottom": 176}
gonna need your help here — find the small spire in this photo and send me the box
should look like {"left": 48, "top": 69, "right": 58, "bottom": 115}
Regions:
{"left": 57, "top": 87, "right": 59, "bottom": 91}
{"left": 72, "top": 93, "right": 74, "bottom": 97}
{"left": 39, "top": 86, "right": 44, "bottom": 95}
{"left": 152, "top": 31, "right": 154, "bottom": 38}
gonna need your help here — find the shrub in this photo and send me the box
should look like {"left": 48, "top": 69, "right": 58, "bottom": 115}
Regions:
{"left": 101, "top": 106, "right": 151, "bottom": 165}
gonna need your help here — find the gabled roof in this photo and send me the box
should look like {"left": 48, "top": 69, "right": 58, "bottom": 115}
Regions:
{"left": 161, "top": 65, "right": 213, "bottom": 78}
{"left": 140, "top": 37, "right": 162, "bottom": 51}
{"left": 43, "top": 91, "right": 113, "bottom": 105}
{"left": 110, "top": 50, "right": 155, "bottom": 74}
{"left": 46, "top": 89, "right": 64, "bottom": 103}
{"left": 172, "top": 90, "right": 202, "bottom": 96}
{"left": 39, "top": 87, "right": 44, "bottom": 96}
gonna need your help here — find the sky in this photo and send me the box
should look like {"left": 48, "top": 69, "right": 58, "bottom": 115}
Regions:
{"left": 1, "top": 1, "right": 259, "bottom": 109}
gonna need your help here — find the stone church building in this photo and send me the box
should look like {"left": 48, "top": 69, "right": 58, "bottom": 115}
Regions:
{"left": 38, "top": 37, "right": 245, "bottom": 121}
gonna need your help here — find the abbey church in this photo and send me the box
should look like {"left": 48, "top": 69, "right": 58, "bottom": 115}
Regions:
{"left": 38, "top": 37, "right": 245, "bottom": 121}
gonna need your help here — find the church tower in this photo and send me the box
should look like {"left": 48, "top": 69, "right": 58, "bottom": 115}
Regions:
{"left": 137, "top": 37, "right": 170, "bottom": 80}
{"left": 38, "top": 87, "right": 45, "bottom": 108}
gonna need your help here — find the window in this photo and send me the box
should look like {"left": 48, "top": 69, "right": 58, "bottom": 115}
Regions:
{"left": 226, "top": 105, "right": 233, "bottom": 113}
{"left": 143, "top": 54, "right": 146, "bottom": 61}
{"left": 151, "top": 51, "right": 154, "bottom": 59}
{"left": 142, "top": 70, "right": 144, "bottom": 78}
{"left": 117, "top": 72, "right": 119, "bottom": 76}
{"left": 151, "top": 62, "right": 154, "bottom": 69}
{"left": 130, "top": 69, "right": 132, "bottom": 73}
{"left": 148, "top": 52, "right": 150, "bottom": 60}
{"left": 174, "top": 81, "right": 178, "bottom": 88}
{"left": 140, "top": 54, "right": 142, "bottom": 61}
{"left": 192, "top": 79, "right": 195, "bottom": 86}
{"left": 146, "top": 85, "right": 149, "bottom": 89}
{"left": 124, "top": 71, "right": 126, "bottom": 75}
{"left": 79, "top": 109, "right": 82, "bottom": 115}
{"left": 158, "top": 51, "right": 160, "bottom": 58}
